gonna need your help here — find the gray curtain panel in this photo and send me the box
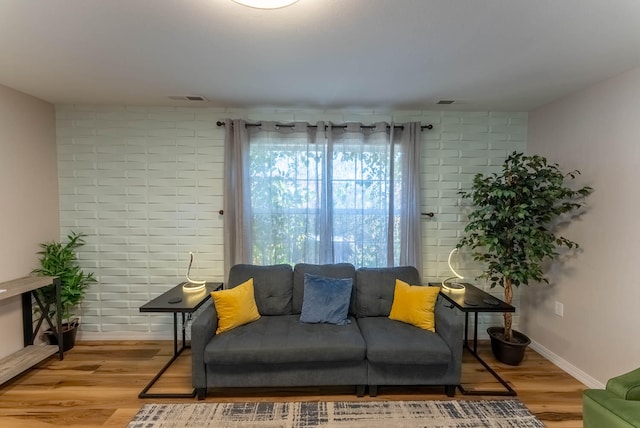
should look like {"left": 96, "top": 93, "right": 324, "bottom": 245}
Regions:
{"left": 397, "top": 122, "right": 423, "bottom": 273}
{"left": 223, "top": 118, "right": 251, "bottom": 280}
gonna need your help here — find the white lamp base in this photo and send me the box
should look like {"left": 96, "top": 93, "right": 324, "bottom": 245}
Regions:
{"left": 183, "top": 282, "right": 206, "bottom": 291}
{"left": 441, "top": 278, "right": 466, "bottom": 292}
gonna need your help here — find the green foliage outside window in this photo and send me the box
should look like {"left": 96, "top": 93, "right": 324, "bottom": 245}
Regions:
{"left": 249, "top": 140, "right": 403, "bottom": 267}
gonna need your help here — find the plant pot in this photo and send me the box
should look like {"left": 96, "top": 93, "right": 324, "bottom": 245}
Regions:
{"left": 487, "top": 326, "right": 531, "bottom": 366}
{"left": 45, "top": 319, "right": 79, "bottom": 352}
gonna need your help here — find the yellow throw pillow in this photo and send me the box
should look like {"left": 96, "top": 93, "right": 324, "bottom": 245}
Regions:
{"left": 389, "top": 279, "right": 439, "bottom": 332}
{"left": 211, "top": 278, "right": 261, "bottom": 334}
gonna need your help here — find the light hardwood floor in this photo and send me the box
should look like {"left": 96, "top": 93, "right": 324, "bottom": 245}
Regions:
{"left": 0, "top": 340, "right": 586, "bottom": 427}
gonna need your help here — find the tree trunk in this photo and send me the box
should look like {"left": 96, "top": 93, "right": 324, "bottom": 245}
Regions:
{"left": 503, "top": 277, "right": 513, "bottom": 342}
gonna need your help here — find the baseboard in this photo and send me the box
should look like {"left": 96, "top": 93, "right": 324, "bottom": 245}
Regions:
{"left": 529, "top": 339, "right": 605, "bottom": 389}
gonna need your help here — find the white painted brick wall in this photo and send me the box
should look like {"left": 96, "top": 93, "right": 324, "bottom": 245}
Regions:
{"left": 56, "top": 106, "right": 526, "bottom": 340}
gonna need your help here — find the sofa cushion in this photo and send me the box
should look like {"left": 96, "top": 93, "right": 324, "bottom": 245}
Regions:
{"left": 356, "top": 266, "right": 421, "bottom": 317}
{"left": 228, "top": 264, "right": 293, "bottom": 315}
{"left": 300, "top": 274, "right": 353, "bottom": 326}
{"left": 205, "top": 315, "right": 366, "bottom": 365}
{"left": 293, "top": 263, "right": 356, "bottom": 314}
{"left": 357, "top": 317, "right": 451, "bottom": 366}
{"left": 389, "top": 279, "right": 439, "bottom": 332}
{"left": 211, "top": 278, "right": 261, "bottom": 334}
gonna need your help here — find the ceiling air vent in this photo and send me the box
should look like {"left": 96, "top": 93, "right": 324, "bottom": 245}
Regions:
{"left": 437, "top": 100, "right": 455, "bottom": 105}
{"left": 168, "top": 95, "right": 209, "bottom": 102}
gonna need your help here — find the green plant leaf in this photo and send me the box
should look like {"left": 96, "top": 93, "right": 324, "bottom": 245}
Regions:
{"left": 32, "top": 231, "right": 97, "bottom": 325}
{"left": 457, "top": 151, "right": 592, "bottom": 341}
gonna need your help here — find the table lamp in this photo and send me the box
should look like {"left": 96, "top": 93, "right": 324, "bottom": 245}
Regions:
{"left": 442, "top": 248, "right": 465, "bottom": 291}
{"left": 184, "top": 252, "right": 206, "bottom": 291}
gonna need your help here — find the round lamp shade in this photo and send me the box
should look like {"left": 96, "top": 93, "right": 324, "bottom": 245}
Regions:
{"left": 232, "top": 0, "right": 299, "bottom": 9}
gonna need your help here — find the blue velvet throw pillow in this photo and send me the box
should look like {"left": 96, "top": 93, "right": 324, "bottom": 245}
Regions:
{"left": 300, "top": 273, "right": 353, "bottom": 326}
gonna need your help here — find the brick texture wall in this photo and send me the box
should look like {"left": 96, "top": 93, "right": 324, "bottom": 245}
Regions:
{"left": 56, "top": 106, "right": 526, "bottom": 339}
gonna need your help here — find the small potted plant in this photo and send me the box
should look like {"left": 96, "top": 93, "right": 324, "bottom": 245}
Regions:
{"left": 457, "top": 152, "right": 592, "bottom": 365}
{"left": 32, "top": 231, "right": 96, "bottom": 351}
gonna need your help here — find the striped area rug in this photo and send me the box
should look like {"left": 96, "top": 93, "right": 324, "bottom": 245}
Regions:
{"left": 128, "top": 399, "right": 545, "bottom": 427}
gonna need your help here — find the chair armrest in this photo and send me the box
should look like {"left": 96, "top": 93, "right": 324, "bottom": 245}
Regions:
{"left": 607, "top": 367, "right": 640, "bottom": 401}
{"left": 434, "top": 295, "right": 463, "bottom": 377}
{"left": 191, "top": 301, "right": 217, "bottom": 389}
{"left": 583, "top": 389, "right": 640, "bottom": 427}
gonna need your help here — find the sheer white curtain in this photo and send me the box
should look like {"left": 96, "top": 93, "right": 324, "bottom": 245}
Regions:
{"left": 223, "top": 119, "right": 422, "bottom": 276}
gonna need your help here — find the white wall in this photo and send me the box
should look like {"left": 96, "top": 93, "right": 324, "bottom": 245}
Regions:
{"left": 525, "top": 66, "right": 640, "bottom": 387}
{"left": 55, "top": 106, "right": 526, "bottom": 339}
{"left": 0, "top": 84, "right": 58, "bottom": 359}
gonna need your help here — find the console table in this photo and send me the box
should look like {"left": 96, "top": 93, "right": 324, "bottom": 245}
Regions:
{"left": 0, "top": 276, "right": 63, "bottom": 386}
{"left": 138, "top": 281, "right": 223, "bottom": 399}
{"left": 435, "top": 282, "right": 516, "bottom": 396}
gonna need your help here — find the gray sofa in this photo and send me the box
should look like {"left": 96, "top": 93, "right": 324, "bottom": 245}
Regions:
{"left": 191, "top": 263, "right": 463, "bottom": 400}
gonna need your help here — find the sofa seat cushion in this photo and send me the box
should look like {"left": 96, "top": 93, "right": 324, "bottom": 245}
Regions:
{"left": 205, "top": 315, "right": 366, "bottom": 365}
{"left": 358, "top": 317, "right": 451, "bottom": 366}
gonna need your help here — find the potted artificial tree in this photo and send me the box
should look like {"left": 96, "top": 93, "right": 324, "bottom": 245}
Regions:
{"left": 458, "top": 152, "right": 592, "bottom": 365}
{"left": 32, "top": 231, "right": 96, "bottom": 351}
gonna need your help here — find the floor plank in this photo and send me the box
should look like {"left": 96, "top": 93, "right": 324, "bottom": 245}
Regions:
{"left": 0, "top": 340, "right": 586, "bottom": 427}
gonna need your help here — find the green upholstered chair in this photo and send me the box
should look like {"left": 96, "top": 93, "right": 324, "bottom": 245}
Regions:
{"left": 583, "top": 367, "right": 640, "bottom": 428}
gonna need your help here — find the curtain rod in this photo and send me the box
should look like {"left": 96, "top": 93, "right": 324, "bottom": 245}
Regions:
{"left": 218, "top": 209, "right": 435, "bottom": 217}
{"left": 216, "top": 121, "right": 433, "bottom": 130}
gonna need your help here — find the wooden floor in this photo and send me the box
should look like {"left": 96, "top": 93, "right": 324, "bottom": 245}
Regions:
{"left": 0, "top": 340, "right": 586, "bottom": 427}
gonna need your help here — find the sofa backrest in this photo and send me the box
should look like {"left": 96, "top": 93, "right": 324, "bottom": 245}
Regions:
{"left": 227, "top": 263, "right": 421, "bottom": 318}
{"left": 355, "top": 266, "right": 421, "bottom": 317}
{"left": 293, "top": 263, "right": 357, "bottom": 315}
{"left": 227, "top": 264, "right": 293, "bottom": 315}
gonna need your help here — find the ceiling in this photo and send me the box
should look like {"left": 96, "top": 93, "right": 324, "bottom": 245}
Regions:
{"left": 1, "top": 0, "right": 640, "bottom": 111}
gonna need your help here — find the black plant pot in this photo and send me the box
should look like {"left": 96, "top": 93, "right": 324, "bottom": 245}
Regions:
{"left": 45, "top": 319, "right": 79, "bottom": 352}
{"left": 487, "top": 326, "right": 531, "bottom": 366}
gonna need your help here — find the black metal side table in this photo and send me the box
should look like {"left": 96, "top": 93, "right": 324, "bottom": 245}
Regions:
{"left": 138, "top": 281, "right": 222, "bottom": 399}
{"left": 434, "top": 282, "right": 516, "bottom": 396}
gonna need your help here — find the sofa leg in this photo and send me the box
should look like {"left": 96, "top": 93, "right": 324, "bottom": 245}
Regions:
{"left": 369, "top": 385, "right": 378, "bottom": 397}
{"left": 356, "top": 385, "right": 365, "bottom": 397}
{"left": 196, "top": 387, "right": 207, "bottom": 400}
{"left": 445, "top": 385, "right": 456, "bottom": 397}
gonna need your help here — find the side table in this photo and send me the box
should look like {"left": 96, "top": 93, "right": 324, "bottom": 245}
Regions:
{"left": 0, "top": 276, "right": 64, "bottom": 386}
{"left": 138, "top": 281, "right": 222, "bottom": 399}
{"left": 434, "top": 282, "right": 516, "bottom": 396}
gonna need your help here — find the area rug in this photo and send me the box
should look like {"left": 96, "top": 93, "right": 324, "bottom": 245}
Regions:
{"left": 128, "top": 399, "right": 545, "bottom": 428}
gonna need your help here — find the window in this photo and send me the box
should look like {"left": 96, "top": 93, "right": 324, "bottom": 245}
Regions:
{"left": 223, "top": 120, "right": 422, "bottom": 272}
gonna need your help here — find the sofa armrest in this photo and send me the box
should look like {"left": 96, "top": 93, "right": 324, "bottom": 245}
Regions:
{"left": 191, "top": 301, "right": 217, "bottom": 389}
{"left": 583, "top": 389, "right": 640, "bottom": 428}
{"left": 434, "top": 295, "right": 463, "bottom": 371}
{"left": 607, "top": 367, "right": 640, "bottom": 401}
